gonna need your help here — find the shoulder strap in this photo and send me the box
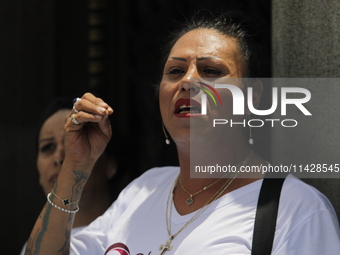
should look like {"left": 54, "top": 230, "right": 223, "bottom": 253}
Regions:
{"left": 251, "top": 177, "right": 286, "bottom": 255}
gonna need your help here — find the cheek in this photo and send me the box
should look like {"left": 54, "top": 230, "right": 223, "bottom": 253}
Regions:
{"left": 159, "top": 83, "right": 172, "bottom": 116}
{"left": 212, "top": 91, "right": 236, "bottom": 117}
{"left": 37, "top": 158, "right": 49, "bottom": 185}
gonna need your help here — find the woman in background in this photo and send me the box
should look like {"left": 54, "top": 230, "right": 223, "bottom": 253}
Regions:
{"left": 20, "top": 96, "right": 132, "bottom": 254}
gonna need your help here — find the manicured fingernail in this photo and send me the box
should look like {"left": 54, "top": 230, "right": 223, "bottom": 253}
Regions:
{"left": 98, "top": 102, "right": 108, "bottom": 107}
{"left": 97, "top": 107, "right": 105, "bottom": 113}
{"left": 95, "top": 115, "right": 102, "bottom": 119}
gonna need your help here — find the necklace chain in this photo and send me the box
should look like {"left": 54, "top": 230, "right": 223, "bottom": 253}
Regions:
{"left": 178, "top": 175, "right": 224, "bottom": 205}
{"left": 159, "top": 150, "right": 253, "bottom": 254}
{"left": 178, "top": 150, "right": 254, "bottom": 205}
{"left": 167, "top": 172, "right": 238, "bottom": 238}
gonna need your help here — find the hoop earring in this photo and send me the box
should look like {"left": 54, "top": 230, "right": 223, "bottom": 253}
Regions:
{"left": 248, "top": 114, "right": 254, "bottom": 145}
{"left": 162, "top": 124, "right": 170, "bottom": 145}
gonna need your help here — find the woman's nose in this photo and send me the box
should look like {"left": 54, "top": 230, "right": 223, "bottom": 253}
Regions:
{"left": 178, "top": 68, "right": 200, "bottom": 94}
{"left": 54, "top": 158, "right": 63, "bottom": 167}
{"left": 53, "top": 147, "right": 65, "bottom": 167}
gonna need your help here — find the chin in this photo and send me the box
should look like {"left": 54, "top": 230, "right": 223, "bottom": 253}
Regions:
{"left": 44, "top": 185, "right": 53, "bottom": 195}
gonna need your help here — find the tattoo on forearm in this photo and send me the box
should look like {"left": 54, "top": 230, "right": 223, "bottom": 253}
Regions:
{"left": 25, "top": 204, "right": 47, "bottom": 254}
{"left": 27, "top": 170, "right": 90, "bottom": 255}
{"left": 73, "top": 170, "right": 89, "bottom": 198}
{"left": 58, "top": 170, "right": 89, "bottom": 254}
{"left": 32, "top": 203, "right": 52, "bottom": 255}
{"left": 58, "top": 227, "right": 72, "bottom": 254}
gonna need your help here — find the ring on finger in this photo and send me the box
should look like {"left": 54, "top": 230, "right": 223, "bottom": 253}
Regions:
{"left": 72, "top": 97, "right": 81, "bottom": 113}
{"left": 73, "top": 105, "right": 79, "bottom": 113}
{"left": 71, "top": 114, "right": 80, "bottom": 125}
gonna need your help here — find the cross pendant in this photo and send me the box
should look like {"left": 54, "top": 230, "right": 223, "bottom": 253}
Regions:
{"left": 159, "top": 239, "right": 173, "bottom": 255}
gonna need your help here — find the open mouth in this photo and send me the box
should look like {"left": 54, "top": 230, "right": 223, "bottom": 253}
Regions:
{"left": 174, "top": 98, "right": 201, "bottom": 117}
{"left": 49, "top": 173, "right": 59, "bottom": 184}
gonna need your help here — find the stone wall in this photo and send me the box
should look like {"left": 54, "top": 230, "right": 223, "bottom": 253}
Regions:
{"left": 272, "top": 0, "right": 340, "bottom": 218}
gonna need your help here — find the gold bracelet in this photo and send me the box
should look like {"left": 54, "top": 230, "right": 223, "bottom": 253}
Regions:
{"left": 47, "top": 193, "right": 79, "bottom": 213}
{"left": 51, "top": 190, "right": 80, "bottom": 206}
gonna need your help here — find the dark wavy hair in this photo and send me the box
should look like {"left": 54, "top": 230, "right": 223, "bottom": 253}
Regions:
{"left": 159, "top": 10, "right": 266, "bottom": 78}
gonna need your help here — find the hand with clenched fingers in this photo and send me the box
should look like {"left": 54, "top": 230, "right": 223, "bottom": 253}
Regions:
{"left": 64, "top": 93, "right": 114, "bottom": 172}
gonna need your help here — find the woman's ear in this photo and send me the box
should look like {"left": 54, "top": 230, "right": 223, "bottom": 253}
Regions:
{"left": 246, "top": 79, "right": 263, "bottom": 114}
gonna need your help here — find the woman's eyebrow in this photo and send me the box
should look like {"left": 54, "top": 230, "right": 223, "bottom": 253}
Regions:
{"left": 197, "top": 56, "right": 223, "bottom": 61}
{"left": 39, "top": 137, "right": 54, "bottom": 145}
{"left": 198, "top": 56, "right": 233, "bottom": 66}
{"left": 169, "top": 56, "right": 229, "bottom": 63}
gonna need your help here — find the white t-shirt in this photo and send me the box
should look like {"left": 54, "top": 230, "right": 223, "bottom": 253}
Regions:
{"left": 70, "top": 166, "right": 340, "bottom": 255}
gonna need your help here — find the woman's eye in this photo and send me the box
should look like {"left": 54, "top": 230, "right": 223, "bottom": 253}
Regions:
{"left": 166, "top": 68, "right": 185, "bottom": 75}
{"left": 40, "top": 143, "right": 56, "bottom": 153}
{"left": 203, "top": 68, "right": 222, "bottom": 75}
